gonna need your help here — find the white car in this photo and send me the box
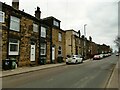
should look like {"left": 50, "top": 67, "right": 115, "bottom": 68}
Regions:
{"left": 99, "top": 54, "right": 104, "bottom": 59}
{"left": 116, "top": 53, "right": 119, "bottom": 56}
{"left": 66, "top": 55, "right": 83, "bottom": 64}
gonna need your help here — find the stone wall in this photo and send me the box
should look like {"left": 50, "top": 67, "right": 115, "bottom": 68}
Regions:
{"left": 2, "top": 4, "right": 39, "bottom": 67}
{"left": 52, "top": 28, "right": 66, "bottom": 63}
{"left": 46, "top": 42, "right": 50, "bottom": 63}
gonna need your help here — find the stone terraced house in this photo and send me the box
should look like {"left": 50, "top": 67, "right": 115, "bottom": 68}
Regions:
{"left": 1, "top": 1, "right": 41, "bottom": 67}
{"left": 1, "top": 1, "right": 66, "bottom": 68}
{"left": 42, "top": 16, "right": 66, "bottom": 64}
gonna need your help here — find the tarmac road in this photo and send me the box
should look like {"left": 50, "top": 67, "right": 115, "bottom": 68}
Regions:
{"left": 2, "top": 55, "right": 118, "bottom": 88}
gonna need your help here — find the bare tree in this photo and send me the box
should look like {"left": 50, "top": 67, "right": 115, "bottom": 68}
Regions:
{"left": 114, "top": 35, "right": 120, "bottom": 52}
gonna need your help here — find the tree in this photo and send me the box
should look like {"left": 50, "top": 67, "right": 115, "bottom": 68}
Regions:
{"left": 114, "top": 35, "right": 120, "bottom": 52}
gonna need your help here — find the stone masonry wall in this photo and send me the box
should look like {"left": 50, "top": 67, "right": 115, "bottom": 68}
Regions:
{"left": 52, "top": 28, "right": 66, "bottom": 63}
{"left": 2, "top": 4, "right": 39, "bottom": 67}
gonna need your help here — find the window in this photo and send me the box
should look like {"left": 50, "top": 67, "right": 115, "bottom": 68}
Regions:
{"left": 58, "top": 46, "right": 62, "bottom": 56}
{"left": 0, "top": 11, "right": 5, "bottom": 23}
{"left": 40, "top": 43, "right": 46, "bottom": 55}
{"left": 53, "top": 20, "right": 59, "bottom": 27}
{"left": 58, "top": 33, "right": 62, "bottom": 41}
{"left": 9, "top": 38, "right": 19, "bottom": 55}
{"left": 10, "top": 16, "right": 20, "bottom": 31}
{"left": 33, "top": 23, "right": 38, "bottom": 32}
{"left": 41, "top": 26, "right": 46, "bottom": 38}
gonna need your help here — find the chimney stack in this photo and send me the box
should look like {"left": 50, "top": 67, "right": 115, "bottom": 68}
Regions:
{"left": 35, "top": 7, "right": 41, "bottom": 19}
{"left": 89, "top": 36, "right": 92, "bottom": 42}
{"left": 12, "top": 0, "right": 19, "bottom": 10}
{"left": 78, "top": 30, "right": 81, "bottom": 38}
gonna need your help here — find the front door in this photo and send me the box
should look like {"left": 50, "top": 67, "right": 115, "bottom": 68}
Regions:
{"left": 52, "top": 47, "right": 55, "bottom": 62}
{"left": 30, "top": 45, "right": 35, "bottom": 61}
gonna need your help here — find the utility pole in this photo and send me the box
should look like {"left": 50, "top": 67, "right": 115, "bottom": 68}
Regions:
{"left": 84, "top": 24, "right": 87, "bottom": 59}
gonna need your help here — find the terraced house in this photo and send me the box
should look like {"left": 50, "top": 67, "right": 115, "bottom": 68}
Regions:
{"left": 65, "top": 29, "right": 81, "bottom": 56}
{"left": 42, "top": 17, "right": 66, "bottom": 64}
{"left": 1, "top": 1, "right": 66, "bottom": 68}
{"left": 1, "top": 1, "right": 41, "bottom": 67}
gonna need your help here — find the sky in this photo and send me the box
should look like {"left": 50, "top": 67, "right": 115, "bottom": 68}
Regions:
{"left": 1, "top": 0, "right": 119, "bottom": 51}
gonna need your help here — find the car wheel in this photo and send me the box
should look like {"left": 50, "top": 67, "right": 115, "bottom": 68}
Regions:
{"left": 66, "top": 62, "right": 69, "bottom": 64}
{"left": 75, "top": 60, "right": 78, "bottom": 64}
{"left": 81, "top": 60, "right": 83, "bottom": 63}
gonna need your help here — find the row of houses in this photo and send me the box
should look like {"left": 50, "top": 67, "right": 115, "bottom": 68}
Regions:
{"left": 0, "top": 1, "right": 112, "bottom": 67}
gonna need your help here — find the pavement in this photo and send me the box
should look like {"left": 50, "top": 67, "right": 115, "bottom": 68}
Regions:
{"left": 1, "top": 63, "right": 66, "bottom": 78}
{"left": 106, "top": 57, "right": 119, "bottom": 89}
{"left": 1, "top": 58, "right": 119, "bottom": 88}
{"left": 1, "top": 59, "right": 90, "bottom": 78}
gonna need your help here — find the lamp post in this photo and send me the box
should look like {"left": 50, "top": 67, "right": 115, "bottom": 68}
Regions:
{"left": 84, "top": 24, "right": 87, "bottom": 59}
{"left": 84, "top": 24, "right": 87, "bottom": 37}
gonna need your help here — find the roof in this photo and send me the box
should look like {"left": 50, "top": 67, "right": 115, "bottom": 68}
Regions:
{"left": 42, "top": 16, "right": 61, "bottom": 22}
{"left": 65, "top": 29, "right": 79, "bottom": 33}
{"left": 2, "top": 2, "right": 40, "bottom": 22}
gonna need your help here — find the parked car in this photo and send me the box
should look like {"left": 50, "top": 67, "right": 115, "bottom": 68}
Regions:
{"left": 99, "top": 54, "right": 104, "bottom": 59}
{"left": 103, "top": 53, "right": 109, "bottom": 57}
{"left": 66, "top": 55, "right": 83, "bottom": 64}
{"left": 93, "top": 55, "right": 101, "bottom": 60}
{"left": 108, "top": 53, "right": 111, "bottom": 56}
{"left": 116, "top": 53, "right": 119, "bottom": 56}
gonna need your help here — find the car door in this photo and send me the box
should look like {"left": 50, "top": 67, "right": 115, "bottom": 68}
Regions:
{"left": 76, "top": 55, "right": 80, "bottom": 63}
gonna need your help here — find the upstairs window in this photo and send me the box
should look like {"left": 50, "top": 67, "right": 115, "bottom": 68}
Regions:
{"left": 0, "top": 11, "right": 5, "bottom": 23}
{"left": 58, "top": 32, "right": 62, "bottom": 41}
{"left": 9, "top": 38, "right": 19, "bottom": 55}
{"left": 41, "top": 26, "right": 46, "bottom": 38}
{"left": 10, "top": 16, "right": 20, "bottom": 32}
{"left": 53, "top": 20, "right": 59, "bottom": 27}
{"left": 33, "top": 23, "right": 38, "bottom": 32}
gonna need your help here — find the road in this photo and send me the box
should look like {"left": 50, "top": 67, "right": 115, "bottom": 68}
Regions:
{"left": 2, "top": 55, "right": 118, "bottom": 88}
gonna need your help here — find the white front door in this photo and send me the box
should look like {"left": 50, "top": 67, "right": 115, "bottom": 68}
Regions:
{"left": 30, "top": 45, "right": 35, "bottom": 61}
{"left": 52, "top": 47, "right": 55, "bottom": 61}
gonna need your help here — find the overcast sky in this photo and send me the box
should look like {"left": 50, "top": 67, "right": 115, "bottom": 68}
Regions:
{"left": 1, "top": 0, "right": 119, "bottom": 51}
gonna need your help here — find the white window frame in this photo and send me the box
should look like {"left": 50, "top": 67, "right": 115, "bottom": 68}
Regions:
{"left": 58, "top": 46, "right": 62, "bottom": 56}
{"left": 40, "top": 43, "right": 46, "bottom": 55}
{"left": 33, "top": 23, "right": 38, "bottom": 32}
{"left": 10, "top": 16, "right": 20, "bottom": 32}
{"left": 9, "top": 39, "right": 19, "bottom": 55}
{"left": 58, "top": 32, "right": 62, "bottom": 41}
{"left": 53, "top": 20, "right": 59, "bottom": 27}
{"left": 0, "top": 11, "right": 5, "bottom": 23}
{"left": 41, "top": 26, "right": 46, "bottom": 38}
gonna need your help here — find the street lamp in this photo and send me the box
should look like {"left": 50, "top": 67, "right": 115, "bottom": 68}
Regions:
{"left": 84, "top": 24, "right": 87, "bottom": 37}
{"left": 84, "top": 24, "right": 87, "bottom": 59}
